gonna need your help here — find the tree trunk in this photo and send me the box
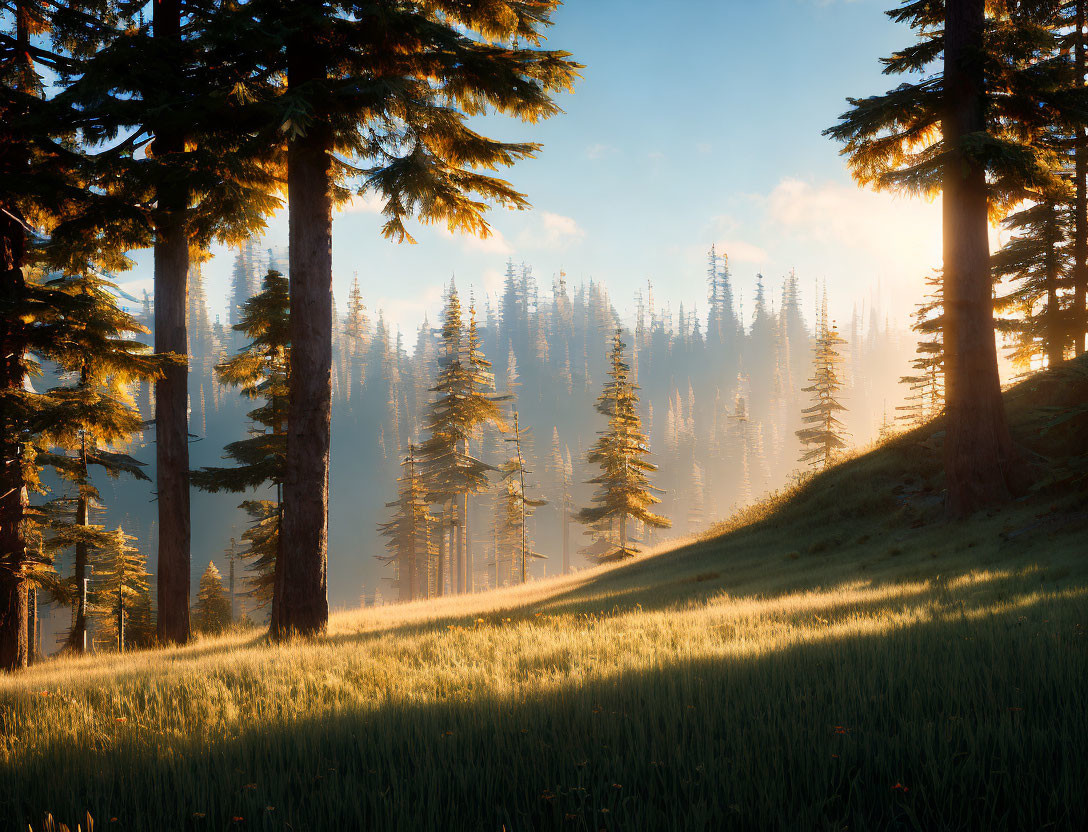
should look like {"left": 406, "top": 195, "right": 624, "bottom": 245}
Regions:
{"left": 1076, "top": 0, "right": 1087, "bottom": 355}
{"left": 942, "top": 0, "right": 1021, "bottom": 516}
{"left": 276, "top": 14, "right": 332, "bottom": 637}
{"left": 26, "top": 587, "right": 36, "bottom": 664}
{"left": 1046, "top": 202, "right": 1063, "bottom": 367}
{"left": 462, "top": 493, "right": 470, "bottom": 593}
{"left": 0, "top": 6, "right": 32, "bottom": 671}
{"left": 154, "top": 0, "right": 191, "bottom": 646}
{"left": 66, "top": 491, "right": 90, "bottom": 652}
{"left": 436, "top": 516, "right": 445, "bottom": 598}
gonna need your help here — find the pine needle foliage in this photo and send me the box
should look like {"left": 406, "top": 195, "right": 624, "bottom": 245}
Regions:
{"left": 797, "top": 296, "right": 850, "bottom": 470}
{"left": 34, "top": 270, "right": 160, "bottom": 652}
{"left": 897, "top": 271, "right": 946, "bottom": 428}
{"left": 193, "top": 561, "right": 231, "bottom": 636}
{"left": 993, "top": 184, "right": 1072, "bottom": 369}
{"left": 92, "top": 527, "right": 150, "bottom": 653}
{"left": 577, "top": 329, "right": 669, "bottom": 561}
{"left": 192, "top": 269, "right": 289, "bottom": 609}
{"left": 500, "top": 411, "right": 547, "bottom": 584}
{"left": 377, "top": 447, "right": 435, "bottom": 602}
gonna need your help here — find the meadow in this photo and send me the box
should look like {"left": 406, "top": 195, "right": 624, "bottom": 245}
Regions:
{"left": 3, "top": 360, "right": 1087, "bottom": 831}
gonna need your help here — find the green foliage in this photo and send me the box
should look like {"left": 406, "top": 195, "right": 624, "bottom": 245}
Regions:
{"left": 377, "top": 448, "right": 435, "bottom": 602}
{"left": 577, "top": 329, "right": 670, "bottom": 560}
{"left": 418, "top": 287, "right": 507, "bottom": 510}
{"left": 797, "top": 294, "right": 850, "bottom": 470}
{"left": 193, "top": 561, "right": 231, "bottom": 636}
{"left": 92, "top": 527, "right": 151, "bottom": 652}
{"left": 993, "top": 187, "right": 1072, "bottom": 368}
{"left": 233, "top": 0, "right": 581, "bottom": 242}
{"left": 825, "top": 1, "right": 1085, "bottom": 214}
{"left": 897, "top": 271, "right": 945, "bottom": 428}
{"left": 193, "top": 269, "right": 289, "bottom": 609}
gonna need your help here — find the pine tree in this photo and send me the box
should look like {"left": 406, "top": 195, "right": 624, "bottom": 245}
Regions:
{"left": 227, "top": 0, "right": 581, "bottom": 637}
{"left": 343, "top": 274, "right": 370, "bottom": 401}
{"left": 193, "top": 562, "right": 231, "bottom": 636}
{"left": 797, "top": 295, "right": 850, "bottom": 470}
{"left": 93, "top": 528, "right": 150, "bottom": 653}
{"left": 52, "top": 2, "right": 283, "bottom": 645}
{"left": 897, "top": 272, "right": 945, "bottom": 428}
{"left": 0, "top": 0, "right": 113, "bottom": 668}
{"left": 36, "top": 271, "right": 159, "bottom": 653}
{"left": 192, "top": 270, "right": 289, "bottom": 619}
{"left": 577, "top": 329, "right": 670, "bottom": 561}
{"left": 824, "top": 0, "right": 1084, "bottom": 512}
{"left": 418, "top": 289, "right": 506, "bottom": 594}
{"left": 994, "top": 184, "right": 1071, "bottom": 369}
{"left": 377, "top": 447, "right": 435, "bottom": 602}
{"left": 548, "top": 427, "right": 574, "bottom": 575}
{"left": 501, "top": 412, "right": 547, "bottom": 583}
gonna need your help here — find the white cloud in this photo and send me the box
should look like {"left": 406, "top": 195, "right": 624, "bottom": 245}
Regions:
{"left": 715, "top": 239, "right": 768, "bottom": 265}
{"left": 437, "top": 224, "right": 513, "bottom": 255}
{"left": 763, "top": 177, "right": 941, "bottom": 277}
{"left": 516, "top": 211, "right": 585, "bottom": 251}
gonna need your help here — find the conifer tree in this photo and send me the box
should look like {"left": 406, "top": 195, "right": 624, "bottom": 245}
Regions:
{"left": 897, "top": 272, "right": 946, "bottom": 428}
{"left": 548, "top": 427, "right": 574, "bottom": 575}
{"left": 36, "top": 271, "right": 159, "bottom": 653}
{"left": 52, "top": 1, "right": 283, "bottom": 645}
{"left": 501, "top": 412, "right": 547, "bottom": 583}
{"left": 418, "top": 289, "right": 505, "bottom": 594}
{"left": 343, "top": 274, "right": 370, "bottom": 401}
{"left": 825, "top": 0, "right": 1085, "bottom": 512}
{"left": 993, "top": 184, "right": 1071, "bottom": 369}
{"left": 192, "top": 270, "right": 288, "bottom": 619}
{"left": 0, "top": 0, "right": 115, "bottom": 668}
{"left": 797, "top": 296, "right": 850, "bottom": 470}
{"left": 233, "top": 0, "right": 580, "bottom": 636}
{"left": 377, "top": 447, "right": 434, "bottom": 602}
{"left": 93, "top": 527, "right": 150, "bottom": 653}
{"left": 577, "top": 329, "right": 669, "bottom": 561}
{"left": 193, "top": 561, "right": 231, "bottom": 636}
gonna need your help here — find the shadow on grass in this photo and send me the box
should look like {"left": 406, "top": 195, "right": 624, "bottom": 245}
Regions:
{"left": 9, "top": 578, "right": 1087, "bottom": 832}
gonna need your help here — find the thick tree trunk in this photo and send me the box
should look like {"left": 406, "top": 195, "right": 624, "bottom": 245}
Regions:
{"left": 1076, "top": 0, "right": 1088, "bottom": 355}
{"left": 275, "top": 20, "right": 332, "bottom": 638}
{"left": 26, "top": 587, "right": 36, "bottom": 664}
{"left": 154, "top": 0, "right": 191, "bottom": 645}
{"left": 0, "top": 8, "right": 32, "bottom": 672}
{"left": 941, "top": 0, "right": 1021, "bottom": 516}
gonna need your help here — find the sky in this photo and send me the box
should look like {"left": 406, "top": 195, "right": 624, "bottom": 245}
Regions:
{"left": 122, "top": 0, "right": 948, "bottom": 339}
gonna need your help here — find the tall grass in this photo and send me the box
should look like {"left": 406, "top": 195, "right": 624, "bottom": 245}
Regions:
{"left": 5, "top": 360, "right": 1088, "bottom": 830}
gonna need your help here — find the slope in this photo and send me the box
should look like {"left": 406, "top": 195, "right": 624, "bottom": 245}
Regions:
{"left": 3, "top": 358, "right": 1087, "bottom": 831}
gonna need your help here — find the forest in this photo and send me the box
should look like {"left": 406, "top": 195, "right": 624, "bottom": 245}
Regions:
{"left": 2, "top": 0, "right": 1087, "bottom": 829}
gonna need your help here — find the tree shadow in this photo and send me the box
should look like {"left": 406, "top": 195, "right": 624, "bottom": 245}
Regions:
{"left": 8, "top": 576, "right": 1086, "bottom": 831}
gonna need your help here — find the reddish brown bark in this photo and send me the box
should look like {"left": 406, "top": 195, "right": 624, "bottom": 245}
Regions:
{"left": 942, "top": 0, "right": 1021, "bottom": 515}
{"left": 153, "top": 0, "right": 191, "bottom": 645}
{"left": 274, "top": 15, "right": 332, "bottom": 638}
{"left": 1075, "top": 0, "right": 1087, "bottom": 355}
{"left": 0, "top": 207, "right": 29, "bottom": 672}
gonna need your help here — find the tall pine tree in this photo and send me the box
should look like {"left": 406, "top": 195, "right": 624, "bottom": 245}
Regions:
{"left": 577, "top": 329, "right": 669, "bottom": 561}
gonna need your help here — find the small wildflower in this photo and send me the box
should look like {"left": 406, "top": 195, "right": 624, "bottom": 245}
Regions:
{"left": 892, "top": 783, "right": 909, "bottom": 793}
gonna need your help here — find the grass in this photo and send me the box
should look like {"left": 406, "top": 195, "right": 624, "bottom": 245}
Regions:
{"left": 3, "top": 360, "right": 1088, "bottom": 831}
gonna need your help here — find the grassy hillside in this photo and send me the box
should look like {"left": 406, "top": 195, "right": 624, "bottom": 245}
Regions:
{"left": 3, "top": 360, "right": 1087, "bottom": 831}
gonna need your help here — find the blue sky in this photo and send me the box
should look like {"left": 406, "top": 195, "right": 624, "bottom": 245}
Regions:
{"left": 124, "top": 0, "right": 945, "bottom": 337}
